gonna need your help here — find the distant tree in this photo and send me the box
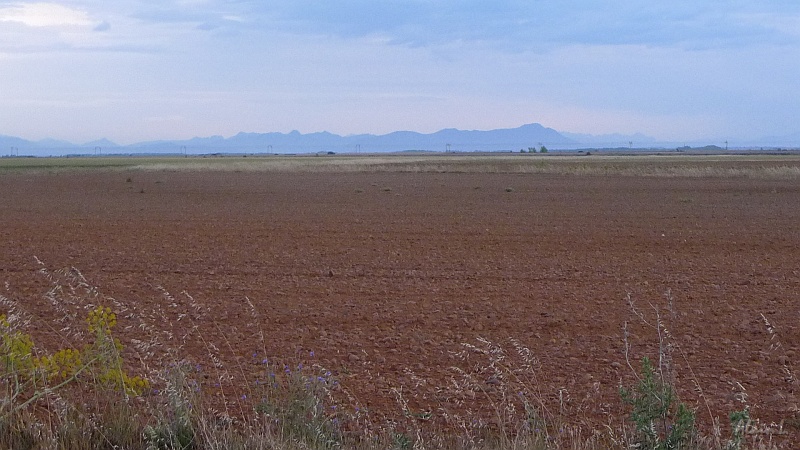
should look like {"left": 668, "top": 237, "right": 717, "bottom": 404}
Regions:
{"left": 528, "top": 147, "right": 537, "bottom": 153}
{"left": 540, "top": 145, "right": 548, "bottom": 153}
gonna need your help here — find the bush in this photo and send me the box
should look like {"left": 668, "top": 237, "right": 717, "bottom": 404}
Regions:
{"left": 0, "top": 306, "right": 150, "bottom": 447}
{"left": 620, "top": 356, "right": 698, "bottom": 448}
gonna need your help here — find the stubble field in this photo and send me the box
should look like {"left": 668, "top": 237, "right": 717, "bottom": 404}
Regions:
{"left": 1, "top": 154, "right": 799, "bottom": 446}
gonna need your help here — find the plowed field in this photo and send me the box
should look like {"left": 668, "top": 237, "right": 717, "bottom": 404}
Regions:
{"left": 1, "top": 156, "right": 799, "bottom": 440}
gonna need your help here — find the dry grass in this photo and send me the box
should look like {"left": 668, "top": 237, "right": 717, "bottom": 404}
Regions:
{"left": 133, "top": 155, "right": 800, "bottom": 179}
{"left": 0, "top": 260, "right": 794, "bottom": 449}
{"left": 3, "top": 154, "right": 800, "bottom": 179}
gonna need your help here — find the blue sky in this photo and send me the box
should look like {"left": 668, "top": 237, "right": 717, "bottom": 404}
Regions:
{"left": 1, "top": 1, "right": 799, "bottom": 145}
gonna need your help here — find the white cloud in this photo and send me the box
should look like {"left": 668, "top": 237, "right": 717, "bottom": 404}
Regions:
{"left": 0, "top": 2, "right": 93, "bottom": 27}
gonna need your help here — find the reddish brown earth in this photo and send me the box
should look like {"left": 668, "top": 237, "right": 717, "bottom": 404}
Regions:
{"left": 1, "top": 166, "right": 799, "bottom": 439}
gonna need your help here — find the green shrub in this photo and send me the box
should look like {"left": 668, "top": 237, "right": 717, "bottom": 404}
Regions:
{"left": 620, "top": 357, "right": 697, "bottom": 449}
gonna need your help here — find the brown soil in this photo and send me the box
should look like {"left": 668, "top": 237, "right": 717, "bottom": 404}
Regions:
{"left": 1, "top": 167, "right": 799, "bottom": 438}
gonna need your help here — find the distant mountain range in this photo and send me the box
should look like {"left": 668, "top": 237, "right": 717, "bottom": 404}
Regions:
{"left": 2, "top": 124, "right": 798, "bottom": 156}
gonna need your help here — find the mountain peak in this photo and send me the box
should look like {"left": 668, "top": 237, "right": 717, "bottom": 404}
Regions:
{"left": 82, "top": 138, "right": 119, "bottom": 148}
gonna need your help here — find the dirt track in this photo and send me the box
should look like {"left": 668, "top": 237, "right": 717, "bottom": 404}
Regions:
{"left": 1, "top": 162, "right": 799, "bottom": 436}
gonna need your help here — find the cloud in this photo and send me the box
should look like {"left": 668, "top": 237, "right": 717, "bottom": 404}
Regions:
{"left": 0, "top": 2, "right": 94, "bottom": 27}
{"left": 129, "top": 1, "right": 247, "bottom": 25}
{"left": 246, "top": 1, "right": 800, "bottom": 51}
{"left": 8, "top": 2, "right": 798, "bottom": 56}
{"left": 129, "top": 1, "right": 786, "bottom": 52}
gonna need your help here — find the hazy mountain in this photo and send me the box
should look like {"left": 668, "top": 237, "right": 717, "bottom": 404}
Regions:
{"left": 37, "top": 138, "right": 76, "bottom": 148}
{"left": 389, "top": 123, "right": 565, "bottom": 151}
{"left": 0, "top": 135, "right": 33, "bottom": 149}
{"left": 82, "top": 138, "right": 119, "bottom": 148}
{"left": 3, "top": 124, "right": 798, "bottom": 156}
{"left": 123, "top": 123, "right": 576, "bottom": 154}
{"left": 1, "top": 135, "right": 78, "bottom": 155}
{"left": 1, "top": 135, "right": 73, "bottom": 149}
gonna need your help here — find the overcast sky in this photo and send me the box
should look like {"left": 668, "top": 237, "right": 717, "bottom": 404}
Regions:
{"left": 1, "top": 1, "right": 799, "bottom": 145}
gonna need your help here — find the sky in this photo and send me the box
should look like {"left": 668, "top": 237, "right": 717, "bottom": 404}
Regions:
{"left": 1, "top": 1, "right": 799, "bottom": 145}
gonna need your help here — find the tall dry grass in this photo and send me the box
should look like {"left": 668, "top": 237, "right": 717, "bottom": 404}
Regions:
{"left": 130, "top": 155, "right": 800, "bottom": 179}
{"left": 0, "top": 259, "right": 794, "bottom": 449}
{"left": 4, "top": 154, "right": 800, "bottom": 179}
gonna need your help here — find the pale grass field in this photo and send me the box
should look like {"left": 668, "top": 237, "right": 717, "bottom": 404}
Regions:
{"left": 2, "top": 153, "right": 800, "bottom": 178}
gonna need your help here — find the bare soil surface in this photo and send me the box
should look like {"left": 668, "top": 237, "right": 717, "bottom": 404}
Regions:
{"left": 1, "top": 164, "right": 799, "bottom": 438}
